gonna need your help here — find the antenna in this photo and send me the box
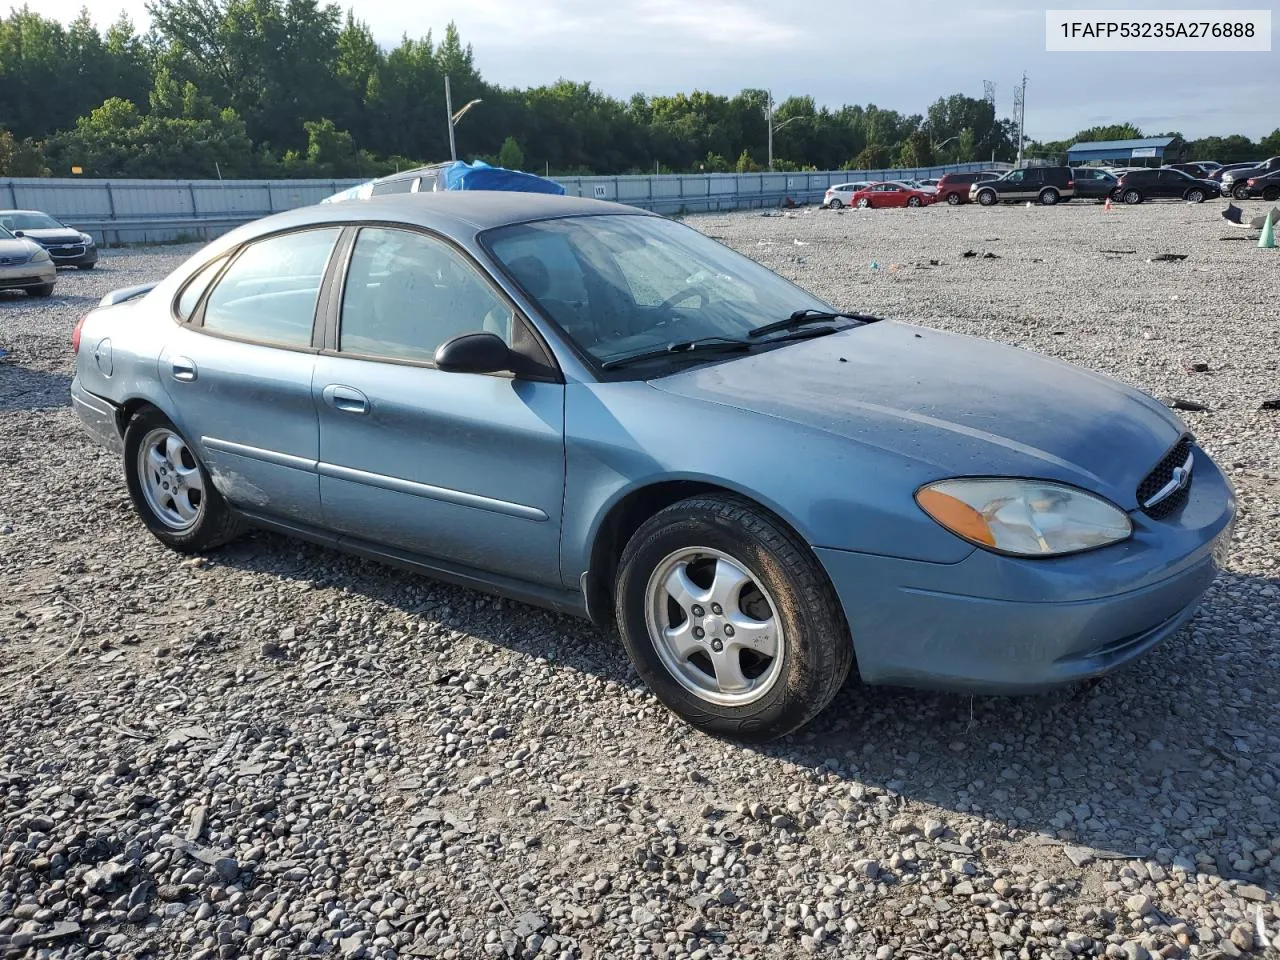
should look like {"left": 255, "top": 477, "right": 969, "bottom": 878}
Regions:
{"left": 1012, "top": 72, "right": 1027, "bottom": 165}
{"left": 983, "top": 81, "right": 996, "bottom": 107}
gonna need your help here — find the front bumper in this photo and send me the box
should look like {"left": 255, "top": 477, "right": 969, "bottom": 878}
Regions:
{"left": 71, "top": 376, "right": 123, "bottom": 453}
{"left": 0, "top": 259, "right": 55, "bottom": 290}
{"left": 816, "top": 445, "right": 1235, "bottom": 694}
{"left": 46, "top": 243, "right": 98, "bottom": 267}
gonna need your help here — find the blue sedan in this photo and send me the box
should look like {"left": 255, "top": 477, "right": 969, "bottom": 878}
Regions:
{"left": 71, "top": 194, "right": 1236, "bottom": 740}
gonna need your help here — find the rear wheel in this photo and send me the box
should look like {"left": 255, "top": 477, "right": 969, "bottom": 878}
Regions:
{"left": 977, "top": 189, "right": 997, "bottom": 206}
{"left": 1122, "top": 189, "right": 1143, "bottom": 205}
{"left": 615, "top": 495, "right": 853, "bottom": 742}
{"left": 827, "top": 198, "right": 843, "bottom": 209}
{"left": 1232, "top": 184, "right": 1251, "bottom": 200}
{"left": 1263, "top": 186, "right": 1280, "bottom": 202}
{"left": 945, "top": 192, "right": 962, "bottom": 205}
{"left": 26, "top": 283, "right": 54, "bottom": 297}
{"left": 123, "top": 408, "right": 243, "bottom": 553}
{"left": 1039, "top": 188, "right": 1060, "bottom": 205}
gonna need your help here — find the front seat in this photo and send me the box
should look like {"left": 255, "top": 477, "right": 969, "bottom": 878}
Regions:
{"left": 504, "top": 255, "right": 594, "bottom": 345}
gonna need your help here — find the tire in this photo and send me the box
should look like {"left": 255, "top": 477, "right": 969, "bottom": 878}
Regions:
{"left": 1185, "top": 189, "right": 1205, "bottom": 203}
{"left": 1122, "top": 189, "right": 1142, "bottom": 205}
{"left": 123, "top": 407, "right": 244, "bottom": 553}
{"left": 906, "top": 196, "right": 922, "bottom": 207}
{"left": 26, "top": 283, "right": 54, "bottom": 297}
{"left": 1263, "top": 186, "right": 1280, "bottom": 202}
{"left": 1039, "top": 188, "right": 1059, "bottom": 205}
{"left": 945, "top": 192, "right": 961, "bottom": 205}
{"left": 855, "top": 198, "right": 870, "bottom": 209}
{"left": 614, "top": 495, "right": 853, "bottom": 742}
{"left": 1232, "top": 184, "right": 1251, "bottom": 200}
{"left": 977, "top": 189, "right": 997, "bottom": 206}
{"left": 828, "top": 198, "right": 843, "bottom": 209}
{"left": 78, "top": 263, "right": 96, "bottom": 270}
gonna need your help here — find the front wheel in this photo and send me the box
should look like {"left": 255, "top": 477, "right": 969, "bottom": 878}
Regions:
{"left": 856, "top": 198, "right": 870, "bottom": 208}
{"left": 1122, "top": 189, "right": 1142, "bottom": 205}
{"left": 1185, "top": 189, "right": 1206, "bottom": 203}
{"left": 26, "top": 283, "right": 54, "bottom": 297}
{"left": 123, "top": 408, "right": 244, "bottom": 553}
{"left": 945, "top": 192, "right": 961, "bottom": 205}
{"left": 906, "top": 196, "right": 922, "bottom": 207}
{"left": 1039, "top": 188, "right": 1059, "bottom": 205}
{"left": 977, "top": 189, "right": 997, "bottom": 206}
{"left": 615, "top": 495, "right": 853, "bottom": 742}
{"left": 78, "top": 263, "right": 96, "bottom": 271}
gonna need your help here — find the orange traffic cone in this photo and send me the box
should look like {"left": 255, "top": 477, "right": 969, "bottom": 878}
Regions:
{"left": 1103, "top": 196, "right": 1113, "bottom": 211}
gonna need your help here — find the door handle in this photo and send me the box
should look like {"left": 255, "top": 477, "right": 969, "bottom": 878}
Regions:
{"left": 322, "top": 384, "right": 369, "bottom": 415}
{"left": 171, "top": 357, "right": 197, "bottom": 382}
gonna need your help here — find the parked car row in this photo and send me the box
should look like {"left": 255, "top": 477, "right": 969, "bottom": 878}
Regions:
{"left": 0, "top": 209, "right": 99, "bottom": 297}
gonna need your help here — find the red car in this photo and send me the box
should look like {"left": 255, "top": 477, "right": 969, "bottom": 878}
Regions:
{"left": 849, "top": 181, "right": 936, "bottom": 208}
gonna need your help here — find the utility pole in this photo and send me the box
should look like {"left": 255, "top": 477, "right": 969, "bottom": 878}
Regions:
{"left": 445, "top": 74, "right": 457, "bottom": 162}
{"left": 765, "top": 90, "right": 774, "bottom": 171}
{"left": 1013, "top": 72, "right": 1027, "bottom": 166}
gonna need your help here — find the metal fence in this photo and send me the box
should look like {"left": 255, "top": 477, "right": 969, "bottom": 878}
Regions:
{"left": 1, "top": 162, "right": 1012, "bottom": 244}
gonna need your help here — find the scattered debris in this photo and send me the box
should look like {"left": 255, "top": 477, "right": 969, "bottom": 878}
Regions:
{"left": 1251, "top": 207, "right": 1280, "bottom": 230}
{"left": 1188, "top": 362, "right": 1210, "bottom": 373}
{"left": 1167, "top": 398, "right": 1210, "bottom": 412}
{"left": 1221, "top": 203, "right": 1244, "bottom": 225}
{"left": 1147, "top": 253, "right": 1188, "bottom": 262}
{"left": 1099, "top": 249, "right": 1137, "bottom": 254}
{"left": 962, "top": 250, "right": 977, "bottom": 258}
{"left": 982, "top": 251, "right": 1000, "bottom": 259}
{"left": 1260, "top": 399, "right": 1280, "bottom": 411}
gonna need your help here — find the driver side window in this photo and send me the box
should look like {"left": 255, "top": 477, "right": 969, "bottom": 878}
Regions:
{"left": 339, "top": 227, "right": 514, "bottom": 364}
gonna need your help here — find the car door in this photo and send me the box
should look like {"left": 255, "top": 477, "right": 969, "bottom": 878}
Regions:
{"left": 159, "top": 226, "right": 341, "bottom": 525}
{"left": 997, "top": 169, "right": 1025, "bottom": 200}
{"left": 313, "top": 225, "right": 566, "bottom": 585}
{"left": 1156, "top": 169, "right": 1187, "bottom": 198}
{"left": 885, "top": 184, "right": 908, "bottom": 207}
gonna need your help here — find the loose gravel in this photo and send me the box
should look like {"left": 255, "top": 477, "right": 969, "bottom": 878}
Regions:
{"left": 1, "top": 201, "right": 1278, "bottom": 960}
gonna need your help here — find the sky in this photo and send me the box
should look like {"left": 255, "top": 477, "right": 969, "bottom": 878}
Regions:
{"left": 24, "top": 0, "right": 1279, "bottom": 141}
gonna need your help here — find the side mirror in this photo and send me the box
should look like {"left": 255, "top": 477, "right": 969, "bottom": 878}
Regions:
{"left": 434, "top": 331, "right": 513, "bottom": 375}
{"left": 12, "top": 230, "right": 24, "bottom": 238}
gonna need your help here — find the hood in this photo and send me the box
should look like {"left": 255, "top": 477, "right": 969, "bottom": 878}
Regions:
{"left": 649, "top": 322, "right": 1183, "bottom": 510}
{"left": 20, "top": 228, "right": 83, "bottom": 245}
{"left": 0, "top": 238, "right": 42, "bottom": 262}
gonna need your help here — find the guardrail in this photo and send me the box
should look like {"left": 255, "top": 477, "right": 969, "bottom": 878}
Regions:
{"left": 2, "top": 163, "right": 1012, "bottom": 244}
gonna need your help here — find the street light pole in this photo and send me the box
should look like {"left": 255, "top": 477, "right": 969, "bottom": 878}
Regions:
{"left": 444, "top": 75, "right": 483, "bottom": 163}
{"left": 446, "top": 74, "right": 457, "bottom": 162}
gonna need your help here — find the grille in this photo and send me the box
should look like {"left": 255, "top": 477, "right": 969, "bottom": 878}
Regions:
{"left": 1136, "top": 436, "right": 1194, "bottom": 520}
{"left": 48, "top": 245, "right": 85, "bottom": 257}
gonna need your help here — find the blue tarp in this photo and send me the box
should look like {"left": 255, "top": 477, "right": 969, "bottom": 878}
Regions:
{"left": 441, "top": 161, "right": 565, "bottom": 195}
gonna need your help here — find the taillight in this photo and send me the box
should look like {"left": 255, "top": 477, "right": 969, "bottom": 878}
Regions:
{"left": 72, "top": 315, "right": 87, "bottom": 354}
{"left": 1066, "top": 180, "right": 1074, "bottom": 187}
{"left": 1247, "top": 178, "right": 1258, "bottom": 185}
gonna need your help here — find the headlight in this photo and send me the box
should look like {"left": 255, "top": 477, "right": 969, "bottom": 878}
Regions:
{"left": 30, "top": 248, "right": 51, "bottom": 263}
{"left": 78, "top": 232, "right": 95, "bottom": 246}
{"left": 915, "top": 479, "right": 1132, "bottom": 557}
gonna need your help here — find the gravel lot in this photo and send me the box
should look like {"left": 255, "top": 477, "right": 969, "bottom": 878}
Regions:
{"left": 1, "top": 200, "right": 1278, "bottom": 960}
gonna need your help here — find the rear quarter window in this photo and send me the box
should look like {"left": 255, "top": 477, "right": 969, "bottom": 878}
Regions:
{"left": 175, "top": 256, "right": 228, "bottom": 320}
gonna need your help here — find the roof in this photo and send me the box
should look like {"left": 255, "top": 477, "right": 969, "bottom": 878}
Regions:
{"left": 1066, "top": 137, "right": 1178, "bottom": 154}
{"left": 213, "top": 192, "right": 651, "bottom": 250}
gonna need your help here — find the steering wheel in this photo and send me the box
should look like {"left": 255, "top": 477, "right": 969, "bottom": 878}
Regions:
{"left": 657, "top": 286, "right": 707, "bottom": 312}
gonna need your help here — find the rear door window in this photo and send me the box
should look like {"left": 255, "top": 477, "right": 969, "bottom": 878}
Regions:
{"left": 201, "top": 228, "right": 340, "bottom": 348}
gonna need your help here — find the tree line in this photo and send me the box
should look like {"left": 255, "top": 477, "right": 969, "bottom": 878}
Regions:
{"left": 1, "top": 3, "right": 1277, "bottom": 181}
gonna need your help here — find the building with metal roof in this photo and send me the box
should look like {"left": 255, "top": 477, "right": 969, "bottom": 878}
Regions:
{"left": 1066, "top": 137, "right": 1181, "bottom": 166}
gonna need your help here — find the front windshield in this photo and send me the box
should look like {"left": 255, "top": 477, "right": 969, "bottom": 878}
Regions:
{"left": 0, "top": 225, "right": 14, "bottom": 240}
{"left": 483, "top": 214, "right": 834, "bottom": 366}
{"left": 0, "top": 212, "right": 65, "bottom": 231}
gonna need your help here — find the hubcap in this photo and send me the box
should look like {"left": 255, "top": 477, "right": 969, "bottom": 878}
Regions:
{"left": 644, "top": 547, "right": 784, "bottom": 707}
{"left": 137, "top": 427, "right": 205, "bottom": 531}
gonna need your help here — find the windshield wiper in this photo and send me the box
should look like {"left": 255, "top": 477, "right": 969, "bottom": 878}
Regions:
{"left": 600, "top": 336, "right": 752, "bottom": 371}
{"left": 747, "top": 308, "right": 882, "bottom": 339}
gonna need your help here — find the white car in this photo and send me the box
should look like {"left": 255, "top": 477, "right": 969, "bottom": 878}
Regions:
{"left": 822, "top": 182, "right": 873, "bottom": 208}
{"left": 0, "top": 224, "right": 56, "bottom": 297}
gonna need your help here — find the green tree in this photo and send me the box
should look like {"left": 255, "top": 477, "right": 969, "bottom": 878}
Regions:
{"left": 497, "top": 136, "right": 524, "bottom": 170}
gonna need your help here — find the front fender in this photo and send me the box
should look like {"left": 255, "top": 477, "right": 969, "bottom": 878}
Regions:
{"left": 561, "top": 381, "right": 973, "bottom": 586}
